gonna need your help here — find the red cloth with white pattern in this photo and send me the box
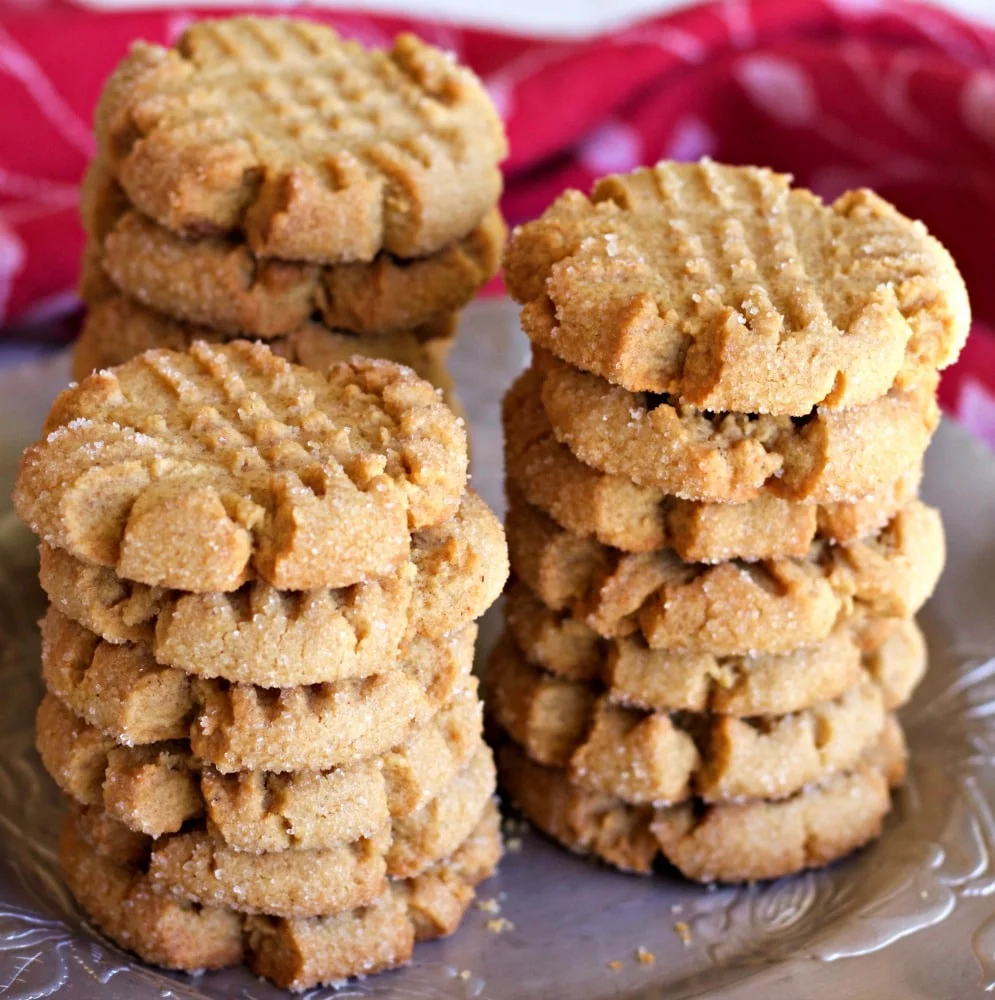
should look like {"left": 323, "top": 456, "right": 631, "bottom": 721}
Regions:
{"left": 1, "top": 0, "right": 994, "bottom": 446}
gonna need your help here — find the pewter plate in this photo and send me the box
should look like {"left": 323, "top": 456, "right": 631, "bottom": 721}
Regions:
{"left": 1, "top": 299, "right": 995, "bottom": 1000}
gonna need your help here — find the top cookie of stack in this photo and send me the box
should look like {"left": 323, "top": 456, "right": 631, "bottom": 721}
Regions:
{"left": 505, "top": 159, "right": 968, "bottom": 419}
{"left": 17, "top": 340, "right": 472, "bottom": 593}
{"left": 76, "top": 17, "right": 507, "bottom": 380}
{"left": 490, "top": 160, "right": 967, "bottom": 884}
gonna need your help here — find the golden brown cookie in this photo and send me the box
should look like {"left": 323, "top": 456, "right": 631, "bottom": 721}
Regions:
{"left": 61, "top": 727, "right": 492, "bottom": 879}
{"left": 248, "top": 801, "right": 502, "bottom": 990}
{"left": 59, "top": 809, "right": 243, "bottom": 970}
{"left": 60, "top": 802, "right": 501, "bottom": 988}
{"left": 16, "top": 342, "right": 468, "bottom": 591}
{"left": 504, "top": 161, "right": 969, "bottom": 415}
{"left": 387, "top": 746, "right": 494, "bottom": 877}
{"left": 505, "top": 368, "right": 922, "bottom": 556}
{"left": 497, "top": 719, "right": 906, "bottom": 881}
{"left": 507, "top": 492, "right": 943, "bottom": 655}
{"left": 73, "top": 294, "right": 458, "bottom": 395}
{"left": 95, "top": 19, "right": 506, "bottom": 262}
{"left": 537, "top": 352, "right": 939, "bottom": 504}
{"left": 504, "top": 580, "right": 925, "bottom": 717}
{"left": 148, "top": 826, "right": 391, "bottom": 918}
{"left": 39, "top": 490, "right": 506, "bottom": 686}
{"left": 41, "top": 608, "right": 475, "bottom": 772}
{"left": 89, "top": 201, "right": 504, "bottom": 337}
{"left": 488, "top": 635, "right": 893, "bottom": 805}
{"left": 37, "top": 679, "right": 484, "bottom": 845}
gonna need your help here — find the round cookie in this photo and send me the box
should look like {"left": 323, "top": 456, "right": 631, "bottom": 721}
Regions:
{"left": 73, "top": 294, "right": 458, "bottom": 396}
{"left": 504, "top": 367, "right": 923, "bottom": 557}
{"left": 59, "top": 717, "right": 494, "bottom": 877}
{"left": 504, "top": 160, "right": 969, "bottom": 415}
{"left": 91, "top": 200, "right": 504, "bottom": 338}
{"left": 507, "top": 492, "right": 944, "bottom": 656}
{"left": 95, "top": 18, "right": 506, "bottom": 262}
{"left": 39, "top": 490, "right": 506, "bottom": 686}
{"left": 37, "top": 679, "right": 484, "bottom": 845}
{"left": 41, "top": 608, "right": 475, "bottom": 772}
{"left": 250, "top": 801, "right": 503, "bottom": 990}
{"left": 537, "top": 351, "right": 939, "bottom": 504}
{"left": 488, "top": 635, "right": 893, "bottom": 806}
{"left": 60, "top": 802, "right": 501, "bottom": 989}
{"left": 16, "top": 341, "right": 468, "bottom": 591}
{"left": 497, "top": 720, "right": 906, "bottom": 882}
{"left": 504, "top": 580, "right": 926, "bottom": 717}
{"left": 148, "top": 826, "right": 390, "bottom": 918}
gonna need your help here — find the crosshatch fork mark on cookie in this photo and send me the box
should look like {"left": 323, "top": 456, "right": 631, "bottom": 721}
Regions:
{"left": 97, "top": 18, "right": 507, "bottom": 262}
{"left": 505, "top": 160, "right": 969, "bottom": 415}
{"left": 14, "top": 341, "right": 468, "bottom": 592}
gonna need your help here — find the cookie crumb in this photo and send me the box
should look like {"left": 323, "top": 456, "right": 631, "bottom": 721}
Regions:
{"left": 607, "top": 960, "right": 623, "bottom": 972}
{"left": 476, "top": 897, "right": 501, "bottom": 913}
{"left": 674, "top": 921, "right": 692, "bottom": 946}
{"left": 486, "top": 917, "right": 515, "bottom": 934}
{"left": 505, "top": 836, "right": 523, "bottom": 852}
{"left": 636, "top": 946, "right": 655, "bottom": 965}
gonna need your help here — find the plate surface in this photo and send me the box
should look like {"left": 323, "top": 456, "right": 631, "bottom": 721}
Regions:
{"left": 1, "top": 299, "right": 995, "bottom": 1000}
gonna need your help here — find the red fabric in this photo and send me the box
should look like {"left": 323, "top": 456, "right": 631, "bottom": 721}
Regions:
{"left": 1, "top": 0, "right": 994, "bottom": 446}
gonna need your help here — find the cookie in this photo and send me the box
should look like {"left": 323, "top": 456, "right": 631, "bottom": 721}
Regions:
{"left": 41, "top": 608, "right": 475, "bottom": 771}
{"left": 73, "top": 294, "right": 457, "bottom": 392}
{"left": 16, "top": 341, "right": 468, "bottom": 591}
{"left": 504, "top": 161, "right": 969, "bottom": 415}
{"left": 248, "top": 801, "right": 502, "bottom": 990}
{"left": 504, "top": 580, "right": 925, "bottom": 716}
{"left": 488, "top": 635, "right": 892, "bottom": 805}
{"left": 89, "top": 198, "right": 504, "bottom": 337}
{"left": 39, "top": 490, "right": 505, "bottom": 686}
{"left": 497, "top": 719, "right": 906, "bottom": 881}
{"left": 385, "top": 746, "right": 494, "bottom": 877}
{"left": 60, "top": 802, "right": 500, "bottom": 988}
{"left": 503, "top": 578, "right": 602, "bottom": 683}
{"left": 65, "top": 732, "right": 492, "bottom": 879}
{"left": 59, "top": 809, "right": 244, "bottom": 971}
{"left": 505, "top": 368, "right": 922, "bottom": 557}
{"left": 537, "top": 352, "right": 939, "bottom": 504}
{"left": 148, "top": 825, "right": 391, "bottom": 918}
{"left": 507, "top": 492, "right": 943, "bottom": 655}
{"left": 95, "top": 18, "right": 506, "bottom": 262}
{"left": 38, "top": 678, "right": 483, "bottom": 843}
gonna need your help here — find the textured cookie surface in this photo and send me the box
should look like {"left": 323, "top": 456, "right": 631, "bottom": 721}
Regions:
{"left": 37, "top": 678, "right": 484, "bottom": 844}
{"left": 538, "top": 352, "right": 938, "bottom": 504}
{"left": 40, "top": 489, "right": 504, "bottom": 686}
{"left": 505, "top": 161, "right": 969, "bottom": 415}
{"left": 505, "top": 367, "right": 921, "bottom": 556}
{"left": 55, "top": 708, "right": 492, "bottom": 877}
{"left": 488, "top": 635, "right": 896, "bottom": 805}
{"left": 74, "top": 294, "right": 457, "bottom": 395}
{"left": 41, "top": 608, "right": 475, "bottom": 772}
{"left": 96, "top": 18, "right": 506, "bottom": 262}
{"left": 16, "top": 341, "right": 468, "bottom": 591}
{"left": 507, "top": 492, "right": 943, "bottom": 655}
{"left": 60, "top": 802, "right": 501, "bottom": 988}
{"left": 503, "top": 581, "right": 926, "bottom": 717}
{"left": 498, "top": 720, "right": 906, "bottom": 882}
{"left": 89, "top": 195, "right": 503, "bottom": 337}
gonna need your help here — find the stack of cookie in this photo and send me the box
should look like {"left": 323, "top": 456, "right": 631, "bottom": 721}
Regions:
{"left": 16, "top": 341, "right": 509, "bottom": 988}
{"left": 490, "top": 161, "right": 969, "bottom": 882}
{"left": 74, "top": 16, "right": 507, "bottom": 403}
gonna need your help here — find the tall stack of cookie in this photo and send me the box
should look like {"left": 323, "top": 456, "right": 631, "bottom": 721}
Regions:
{"left": 74, "top": 17, "right": 507, "bottom": 404}
{"left": 16, "top": 341, "right": 509, "bottom": 989}
{"left": 490, "top": 161, "right": 969, "bottom": 882}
